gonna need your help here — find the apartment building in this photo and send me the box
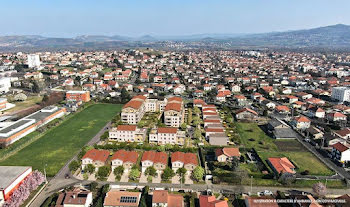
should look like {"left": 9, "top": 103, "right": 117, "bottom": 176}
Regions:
{"left": 164, "top": 97, "right": 184, "bottom": 127}
{"left": 109, "top": 125, "right": 146, "bottom": 142}
{"left": 149, "top": 127, "right": 185, "bottom": 145}
{"left": 121, "top": 95, "right": 147, "bottom": 124}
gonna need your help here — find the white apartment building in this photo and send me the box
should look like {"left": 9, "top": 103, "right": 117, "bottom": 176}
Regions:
{"left": 109, "top": 125, "right": 146, "bottom": 142}
{"left": 121, "top": 96, "right": 146, "bottom": 124}
{"left": 164, "top": 97, "right": 184, "bottom": 127}
{"left": 0, "top": 78, "right": 11, "bottom": 93}
{"left": 331, "top": 87, "right": 350, "bottom": 102}
{"left": 27, "top": 54, "right": 41, "bottom": 68}
{"left": 149, "top": 127, "right": 185, "bottom": 145}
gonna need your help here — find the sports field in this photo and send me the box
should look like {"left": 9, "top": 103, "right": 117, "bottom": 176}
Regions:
{"left": 0, "top": 104, "right": 122, "bottom": 176}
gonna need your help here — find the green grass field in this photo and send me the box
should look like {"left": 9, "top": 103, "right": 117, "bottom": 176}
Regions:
{"left": 0, "top": 104, "right": 122, "bottom": 176}
{"left": 235, "top": 122, "right": 334, "bottom": 176}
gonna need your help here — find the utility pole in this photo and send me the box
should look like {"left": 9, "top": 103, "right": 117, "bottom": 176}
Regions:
{"left": 250, "top": 176, "right": 253, "bottom": 194}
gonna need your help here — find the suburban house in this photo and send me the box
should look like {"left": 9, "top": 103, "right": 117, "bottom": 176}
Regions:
{"left": 103, "top": 190, "right": 141, "bottom": 207}
{"left": 235, "top": 108, "right": 259, "bottom": 121}
{"left": 55, "top": 188, "right": 93, "bottom": 207}
{"left": 215, "top": 147, "right": 240, "bottom": 162}
{"left": 291, "top": 116, "right": 311, "bottom": 130}
{"left": 152, "top": 190, "right": 184, "bottom": 207}
{"left": 164, "top": 97, "right": 184, "bottom": 127}
{"left": 111, "top": 150, "right": 138, "bottom": 171}
{"left": 199, "top": 195, "right": 228, "bottom": 207}
{"left": 306, "top": 107, "right": 325, "bottom": 119}
{"left": 332, "top": 128, "right": 350, "bottom": 140}
{"left": 267, "top": 157, "right": 296, "bottom": 175}
{"left": 108, "top": 125, "right": 146, "bottom": 142}
{"left": 331, "top": 142, "right": 350, "bottom": 165}
{"left": 121, "top": 95, "right": 147, "bottom": 124}
{"left": 171, "top": 151, "right": 198, "bottom": 173}
{"left": 81, "top": 149, "right": 110, "bottom": 170}
{"left": 149, "top": 127, "right": 185, "bottom": 145}
{"left": 327, "top": 112, "right": 347, "bottom": 122}
{"left": 66, "top": 91, "right": 91, "bottom": 102}
{"left": 141, "top": 151, "right": 168, "bottom": 173}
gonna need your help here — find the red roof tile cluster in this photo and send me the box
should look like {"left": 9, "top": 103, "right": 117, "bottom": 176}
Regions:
{"left": 141, "top": 151, "right": 168, "bottom": 165}
{"left": 215, "top": 147, "right": 240, "bottom": 157}
{"left": 111, "top": 149, "right": 138, "bottom": 164}
{"left": 332, "top": 142, "right": 349, "bottom": 152}
{"left": 82, "top": 149, "right": 109, "bottom": 162}
{"left": 171, "top": 151, "right": 198, "bottom": 165}
{"left": 168, "top": 96, "right": 183, "bottom": 103}
{"left": 152, "top": 190, "right": 183, "bottom": 207}
{"left": 123, "top": 100, "right": 144, "bottom": 109}
{"left": 235, "top": 108, "right": 258, "bottom": 116}
{"left": 294, "top": 116, "right": 311, "bottom": 123}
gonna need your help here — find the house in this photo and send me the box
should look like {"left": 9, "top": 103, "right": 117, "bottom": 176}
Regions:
{"left": 149, "top": 127, "right": 185, "bottom": 146}
{"left": 111, "top": 150, "right": 138, "bottom": 171}
{"left": 305, "top": 126, "right": 324, "bottom": 141}
{"left": 231, "top": 84, "right": 241, "bottom": 93}
{"left": 233, "top": 94, "right": 247, "bottom": 106}
{"left": 331, "top": 142, "right": 350, "bottom": 165}
{"left": 205, "top": 128, "right": 225, "bottom": 139}
{"left": 141, "top": 151, "right": 168, "bottom": 173}
{"left": 275, "top": 105, "right": 290, "bottom": 114}
{"left": 66, "top": 91, "right": 91, "bottom": 102}
{"left": 199, "top": 195, "right": 228, "bottom": 207}
{"left": 171, "top": 151, "right": 198, "bottom": 173}
{"left": 267, "top": 118, "right": 296, "bottom": 139}
{"left": 55, "top": 188, "right": 93, "bottom": 207}
{"left": 81, "top": 149, "right": 110, "bottom": 170}
{"left": 267, "top": 157, "right": 295, "bottom": 175}
{"left": 332, "top": 128, "right": 350, "bottom": 140}
{"left": 152, "top": 190, "right": 184, "bottom": 207}
{"left": 291, "top": 116, "right": 311, "bottom": 130}
{"left": 108, "top": 125, "right": 146, "bottom": 142}
{"left": 208, "top": 133, "right": 229, "bottom": 146}
{"left": 307, "top": 107, "right": 325, "bottom": 119}
{"left": 327, "top": 112, "right": 347, "bottom": 122}
{"left": 235, "top": 108, "right": 259, "bottom": 121}
{"left": 103, "top": 190, "right": 141, "bottom": 207}
{"left": 215, "top": 147, "right": 240, "bottom": 162}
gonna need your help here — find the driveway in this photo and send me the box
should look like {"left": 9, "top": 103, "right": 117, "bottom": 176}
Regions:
{"left": 185, "top": 173, "right": 193, "bottom": 184}
{"left": 107, "top": 173, "right": 115, "bottom": 182}
{"left": 139, "top": 172, "right": 148, "bottom": 183}
{"left": 120, "top": 171, "right": 129, "bottom": 182}
{"left": 152, "top": 172, "right": 161, "bottom": 183}
{"left": 172, "top": 175, "right": 180, "bottom": 184}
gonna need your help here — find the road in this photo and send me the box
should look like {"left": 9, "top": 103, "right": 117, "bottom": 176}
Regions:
{"left": 28, "top": 121, "right": 112, "bottom": 207}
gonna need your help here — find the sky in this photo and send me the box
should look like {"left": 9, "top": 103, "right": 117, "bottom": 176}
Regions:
{"left": 1, "top": 0, "right": 349, "bottom": 37}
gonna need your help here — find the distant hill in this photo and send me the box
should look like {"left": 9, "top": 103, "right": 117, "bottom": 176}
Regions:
{"left": 0, "top": 24, "right": 350, "bottom": 51}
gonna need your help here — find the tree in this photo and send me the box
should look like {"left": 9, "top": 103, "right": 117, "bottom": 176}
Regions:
{"left": 193, "top": 106, "right": 201, "bottom": 115}
{"left": 312, "top": 182, "right": 327, "bottom": 197}
{"left": 192, "top": 166, "right": 204, "bottom": 182}
{"left": 113, "top": 166, "right": 125, "bottom": 176}
{"left": 177, "top": 167, "right": 187, "bottom": 177}
{"left": 278, "top": 172, "right": 296, "bottom": 185}
{"left": 97, "top": 166, "right": 111, "bottom": 180}
{"left": 145, "top": 166, "right": 157, "bottom": 177}
{"left": 162, "top": 167, "right": 175, "bottom": 181}
{"left": 129, "top": 165, "right": 140, "bottom": 181}
{"left": 31, "top": 80, "right": 40, "bottom": 93}
{"left": 68, "top": 160, "right": 80, "bottom": 172}
{"left": 14, "top": 93, "right": 27, "bottom": 101}
{"left": 85, "top": 164, "right": 95, "bottom": 174}
{"left": 194, "top": 128, "right": 202, "bottom": 140}
{"left": 89, "top": 181, "right": 98, "bottom": 191}
{"left": 180, "top": 123, "right": 187, "bottom": 131}
{"left": 121, "top": 88, "right": 131, "bottom": 103}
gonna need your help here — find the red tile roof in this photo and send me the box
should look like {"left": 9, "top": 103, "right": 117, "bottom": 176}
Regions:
{"left": 141, "top": 151, "right": 168, "bottom": 165}
{"left": 165, "top": 103, "right": 182, "bottom": 112}
{"left": 268, "top": 157, "right": 295, "bottom": 174}
{"left": 157, "top": 127, "right": 178, "bottom": 134}
{"left": 116, "top": 125, "right": 137, "bottom": 131}
{"left": 295, "top": 116, "right": 311, "bottom": 123}
{"left": 111, "top": 149, "right": 138, "bottom": 163}
{"left": 332, "top": 142, "right": 349, "bottom": 153}
{"left": 235, "top": 108, "right": 258, "bottom": 116}
{"left": 82, "top": 149, "right": 109, "bottom": 162}
{"left": 199, "top": 195, "right": 228, "bottom": 207}
{"left": 215, "top": 147, "right": 240, "bottom": 157}
{"left": 171, "top": 151, "right": 198, "bottom": 165}
{"left": 123, "top": 100, "right": 144, "bottom": 109}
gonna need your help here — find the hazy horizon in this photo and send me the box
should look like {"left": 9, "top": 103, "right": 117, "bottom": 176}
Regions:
{"left": 1, "top": 0, "right": 350, "bottom": 38}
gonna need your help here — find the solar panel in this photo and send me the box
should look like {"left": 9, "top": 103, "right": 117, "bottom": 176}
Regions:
{"left": 120, "top": 196, "right": 137, "bottom": 203}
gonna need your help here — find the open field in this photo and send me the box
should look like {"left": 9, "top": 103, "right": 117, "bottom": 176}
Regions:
{"left": 5, "top": 96, "right": 42, "bottom": 113}
{"left": 235, "top": 122, "right": 334, "bottom": 176}
{"left": 0, "top": 104, "right": 122, "bottom": 176}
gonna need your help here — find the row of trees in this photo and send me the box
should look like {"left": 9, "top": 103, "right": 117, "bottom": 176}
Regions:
{"left": 4, "top": 170, "right": 45, "bottom": 207}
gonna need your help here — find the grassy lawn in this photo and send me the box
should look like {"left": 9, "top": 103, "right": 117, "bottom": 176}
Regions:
{"left": 235, "top": 122, "right": 334, "bottom": 176}
{"left": 6, "top": 96, "right": 42, "bottom": 112}
{"left": 0, "top": 104, "right": 122, "bottom": 176}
